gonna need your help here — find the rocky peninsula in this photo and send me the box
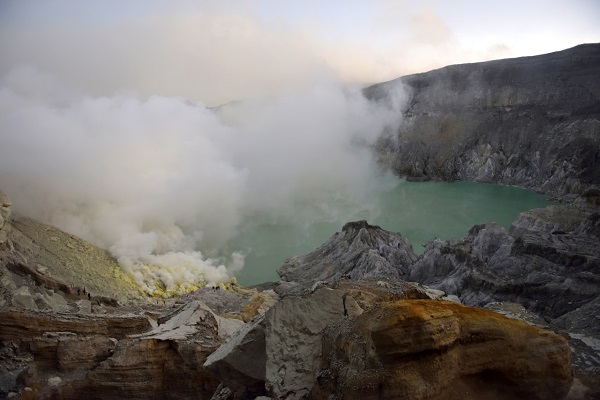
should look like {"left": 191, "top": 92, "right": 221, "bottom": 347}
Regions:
{"left": 1, "top": 44, "right": 599, "bottom": 399}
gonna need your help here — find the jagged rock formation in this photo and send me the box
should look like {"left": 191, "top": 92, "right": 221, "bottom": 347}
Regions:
{"left": 270, "top": 207, "right": 597, "bottom": 399}
{"left": 408, "top": 194, "right": 600, "bottom": 336}
{"left": 368, "top": 43, "right": 600, "bottom": 199}
{"left": 312, "top": 300, "right": 572, "bottom": 400}
{"left": 205, "top": 280, "right": 430, "bottom": 399}
{"left": 277, "top": 221, "right": 417, "bottom": 294}
{"left": 204, "top": 282, "right": 573, "bottom": 400}
{"left": 402, "top": 196, "right": 600, "bottom": 398}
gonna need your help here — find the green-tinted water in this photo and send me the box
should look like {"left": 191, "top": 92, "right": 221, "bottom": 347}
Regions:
{"left": 228, "top": 180, "right": 555, "bottom": 285}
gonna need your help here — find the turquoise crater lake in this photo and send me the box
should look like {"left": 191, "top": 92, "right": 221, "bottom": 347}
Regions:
{"left": 226, "top": 180, "right": 555, "bottom": 286}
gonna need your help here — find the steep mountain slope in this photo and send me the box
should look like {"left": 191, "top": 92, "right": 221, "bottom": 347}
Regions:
{"left": 368, "top": 43, "right": 600, "bottom": 199}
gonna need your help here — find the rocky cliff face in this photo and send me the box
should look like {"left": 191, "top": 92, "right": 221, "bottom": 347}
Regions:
{"left": 313, "top": 300, "right": 572, "bottom": 400}
{"left": 368, "top": 43, "right": 600, "bottom": 199}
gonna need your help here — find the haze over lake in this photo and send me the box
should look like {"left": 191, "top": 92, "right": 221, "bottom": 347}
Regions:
{"left": 226, "top": 179, "right": 554, "bottom": 285}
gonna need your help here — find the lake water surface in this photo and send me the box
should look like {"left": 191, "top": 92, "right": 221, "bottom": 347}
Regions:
{"left": 227, "top": 180, "right": 554, "bottom": 285}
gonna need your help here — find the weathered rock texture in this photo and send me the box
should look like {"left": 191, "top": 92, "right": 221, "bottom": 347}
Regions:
{"left": 0, "top": 300, "right": 225, "bottom": 399}
{"left": 312, "top": 299, "right": 573, "bottom": 400}
{"left": 409, "top": 197, "right": 600, "bottom": 336}
{"left": 368, "top": 43, "right": 600, "bottom": 199}
{"left": 404, "top": 196, "right": 600, "bottom": 397}
{"left": 277, "top": 221, "right": 417, "bottom": 294}
{"left": 0, "top": 309, "right": 150, "bottom": 341}
{"left": 204, "top": 281, "right": 573, "bottom": 400}
{"left": 204, "top": 280, "right": 428, "bottom": 399}
{"left": 264, "top": 288, "right": 363, "bottom": 399}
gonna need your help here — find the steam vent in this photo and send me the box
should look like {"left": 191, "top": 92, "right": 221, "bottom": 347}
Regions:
{"left": 0, "top": 22, "right": 599, "bottom": 400}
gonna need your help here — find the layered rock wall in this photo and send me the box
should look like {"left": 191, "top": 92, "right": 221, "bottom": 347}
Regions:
{"left": 313, "top": 300, "right": 573, "bottom": 400}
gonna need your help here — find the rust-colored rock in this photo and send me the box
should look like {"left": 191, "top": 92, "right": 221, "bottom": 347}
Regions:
{"left": 313, "top": 300, "right": 573, "bottom": 400}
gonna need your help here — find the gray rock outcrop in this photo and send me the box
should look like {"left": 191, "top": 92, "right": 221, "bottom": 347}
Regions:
{"left": 204, "top": 315, "right": 267, "bottom": 397}
{"left": 264, "top": 288, "right": 363, "bottom": 399}
{"left": 277, "top": 221, "right": 417, "bottom": 294}
{"left": 408, "top": 199, "right": 600, "bottom": 335}
{"left": 204, "top": 280, "right": 429, "bottom": 399}
{"left": 368, "top": 43, "right": 600, "bottom": 199}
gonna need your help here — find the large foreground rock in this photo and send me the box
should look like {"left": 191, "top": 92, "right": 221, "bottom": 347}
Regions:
{"left": 204, "top": 315, "right": 267, "bottom": 398}
{"left": 312, "top": 299, "right": 573, "bottom": 400}
{"left": 264, "top": 288, "right": 364, "bottom": 399}
{"left": 204, "top": 282, "right": 573, "bottom": 400}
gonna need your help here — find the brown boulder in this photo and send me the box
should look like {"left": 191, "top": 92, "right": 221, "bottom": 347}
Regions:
{"left": 313, "top": 300, "right": 573, "bottom": 400}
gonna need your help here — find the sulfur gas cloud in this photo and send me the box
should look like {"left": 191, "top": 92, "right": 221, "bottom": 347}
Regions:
{"left": 0, "top": 65, "right": 407, "bottom": 295}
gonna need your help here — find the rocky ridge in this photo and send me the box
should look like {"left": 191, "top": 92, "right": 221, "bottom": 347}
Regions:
{"left": 277, "top": 220, "right": 417, "bottom": 295}
{"left": 368, "top": 43, "right": 600, "bottom": 200}
{"left": 408, "top": 192, "right": 600, "bottom": 335}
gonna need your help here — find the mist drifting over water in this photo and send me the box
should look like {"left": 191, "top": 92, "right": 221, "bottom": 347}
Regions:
{"left": 0, "top": 66, "right": 407, "bottom": 294}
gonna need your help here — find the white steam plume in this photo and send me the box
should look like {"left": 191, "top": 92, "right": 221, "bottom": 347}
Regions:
{"left": 0, "top": 65, "right": 407, "bottom": 295}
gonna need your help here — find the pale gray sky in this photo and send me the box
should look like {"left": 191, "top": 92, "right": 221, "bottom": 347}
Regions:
{"left": 1, "top": 0, "right": 598, "bottom": 104}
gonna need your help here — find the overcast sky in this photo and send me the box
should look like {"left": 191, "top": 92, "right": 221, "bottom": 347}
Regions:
{"left": 1, "top": 0, "right": 599, "bottom": 105}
